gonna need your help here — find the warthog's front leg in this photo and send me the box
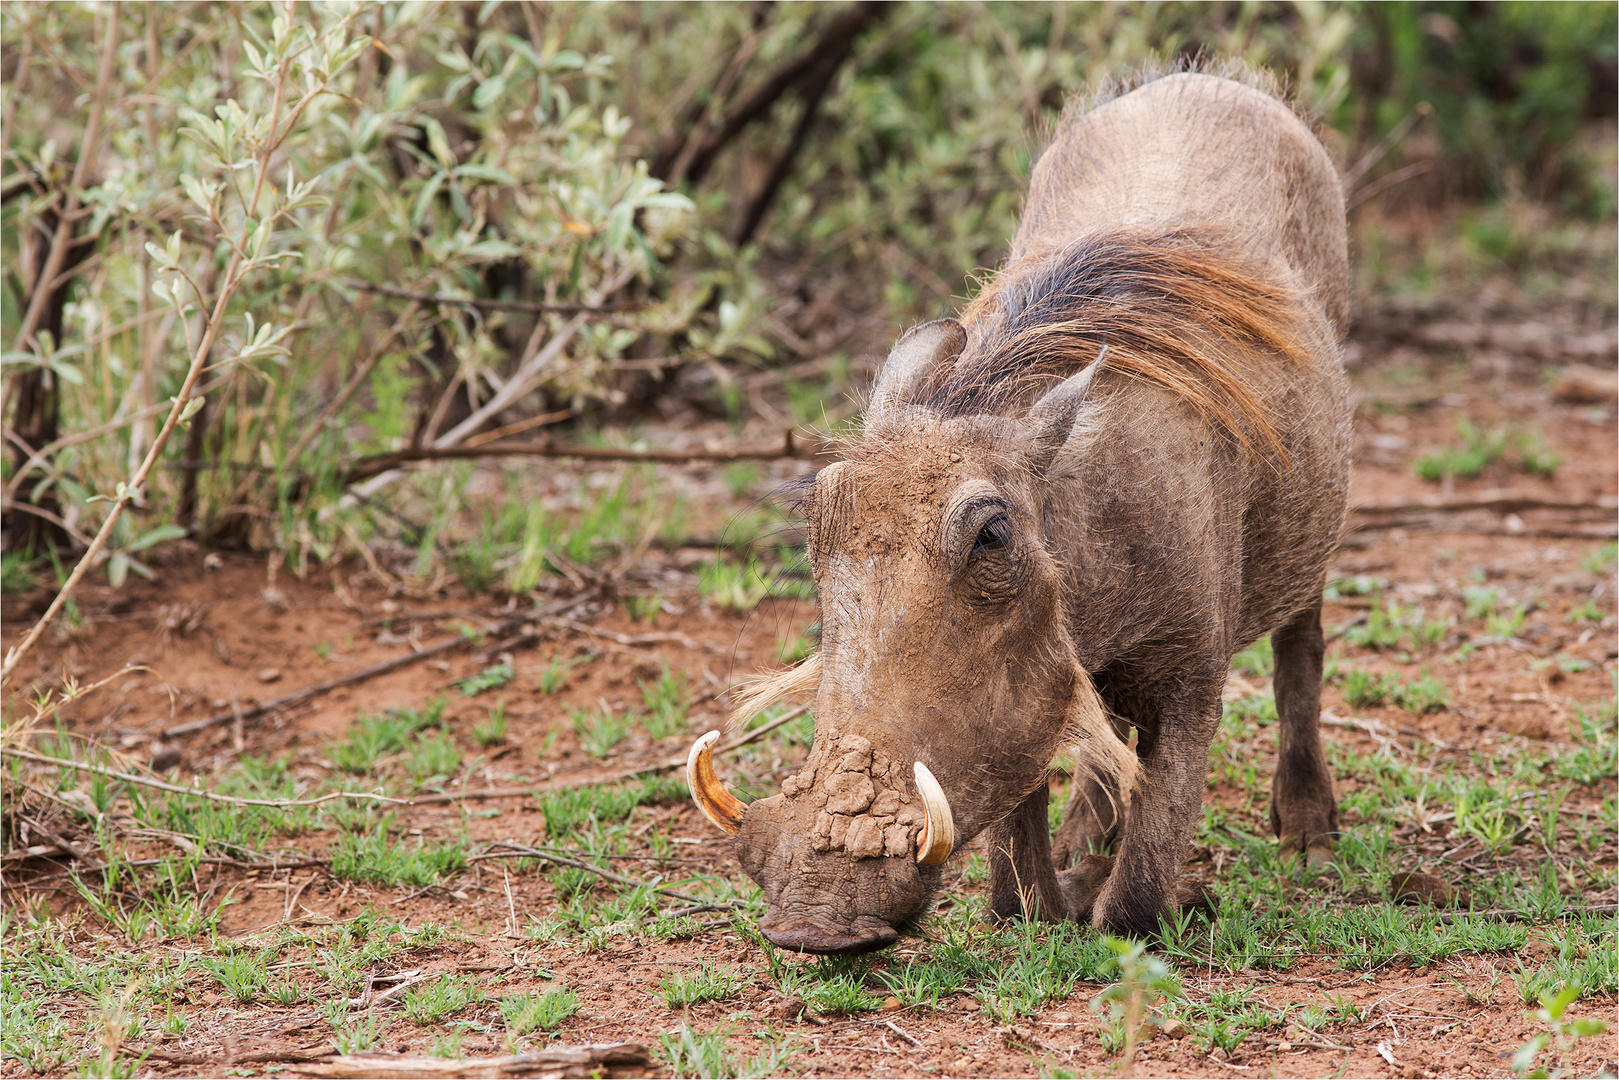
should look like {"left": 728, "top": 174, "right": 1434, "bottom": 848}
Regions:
{"left": 985, "top": 782, "right": 1068, "bottom": 923}
{"left": 1085, "top": 676, "right": 1224, "bottom": 939}
{"left": 1269, "top": 600, "right": 1338, "bottom": 865}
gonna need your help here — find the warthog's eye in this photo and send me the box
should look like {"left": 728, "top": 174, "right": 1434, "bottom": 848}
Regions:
{"left": 972, "top": 513, "right": 1011, "bottom": 556}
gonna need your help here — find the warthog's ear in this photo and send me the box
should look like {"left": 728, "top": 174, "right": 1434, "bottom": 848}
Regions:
{"left": 1024, "top": 357, "right": 1105, "bottom": 475}
{"left": 867, "top": 319, "right": 967, "bottom": 423}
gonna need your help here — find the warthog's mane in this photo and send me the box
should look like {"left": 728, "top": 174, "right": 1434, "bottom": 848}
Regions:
{"left": 927, "top": 227, "right": 1320, "bottom": 459}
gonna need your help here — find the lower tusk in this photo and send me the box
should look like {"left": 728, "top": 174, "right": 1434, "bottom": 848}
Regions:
{"left": 913, "top": 760, "right": 955, "bottom": 866}
{"left": 687, "top": 730, "right": 748, "bottom": 835}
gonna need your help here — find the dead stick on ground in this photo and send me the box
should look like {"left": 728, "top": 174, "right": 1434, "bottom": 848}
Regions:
{"left": 289, "top": 1044, "right": 649, "bottom": 1079}
{"left": 8, "top": 707, "right": 807, "bottom": 815}
{"left": 163, "top": 625, "right": 515, "bottom": 739}
{"left": 469, "top": 841, "right": 722, "bottom": 906}
{"left": 407, "top": 703, "right": 810, "bottom": 805}
{"left": 2, "top": 746, "right": 402, "bottom": 808}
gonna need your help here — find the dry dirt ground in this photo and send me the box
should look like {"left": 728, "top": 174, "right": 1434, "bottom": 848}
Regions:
{"left": 2, "top": 303, "right": 1616, "bottom": 1079}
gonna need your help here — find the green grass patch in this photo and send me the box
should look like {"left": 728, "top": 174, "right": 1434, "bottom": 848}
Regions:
{"left": 639, "top": 665, "right": 690, "bottom": 740}
{"left": 502, "top": 985, "right": 580, "bottom": 1034}
{"left": 657, "top": 1025, "right": 795, "bottom": 1080}
{"left": 661, "top": 961, "right": 743, "bottom": 1007}
{"left": 1415, "top": 419, "right": 1507, "bottom": 482}
{"left": 570, "top": 705, "right": 633, "bottom": 759}
{"left": 457, "top": 661, "right": 514, "bottom": 696}
{"left": 328, "top": 821, "right": 468, "bottom": 887}
{"left": 538, "top": 775, "right": 687, "bottom": 841}
{"left": 329, "top": 700, "right": 445, "bottom": 774}
{"left": 403, "top": 976, "right": 486, "bottom": 1025}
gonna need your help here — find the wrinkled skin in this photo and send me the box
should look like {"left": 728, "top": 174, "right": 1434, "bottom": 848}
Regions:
{"left": 729, "top": 69, "right": 1352, "bottom": 952}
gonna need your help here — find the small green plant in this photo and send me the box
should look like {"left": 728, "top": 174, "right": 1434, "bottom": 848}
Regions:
{"left": 639, "top": 665, "right": 689, "bottom": 740}
{"left": 329, "top": 701, "right": 445, "bottom": 774}
{"left": 1511, "top": 982, "right": 1610, "bottom": 1078}
{"left": 403, "top": 976, "right": 486, "bottom": 1025}
{"left": 661, "top": 961, "right": 743, "bottom": 1008}
{"left": 1556, "top": 700, "right": 1618, "bottom": 786}
{"left": 473, "top": 702, "right": 509, "bottom": 746}
{"left": 1324, "top": 575, "right": 1385, "bottom": 600}
{"left": 1580, "top": 543, "right": 1617, "bottom": 576}
{"left": 723, "top": 462, "right": 761, "bottom": 498}
{"left": 1486, "top": 605, "right": 1529, "bottom": 641}
{"left": 202, "top": 950, "right": 271, "bottom": 1004}
{"left": 699, "top": 558, "right": 771, "bottom": 610}
{"left": 1089, "top": 937, "right": 1182, "bottom": 1065}
{"left": 624, "top": 593, "right": 664, "bottom": 623}
{"left": 501, "top": 985, "right": 580, "bottom": 1034}
{"left": 407, "top": 730, "right": 463, "bottom": 784}
{"left": 1342, "top": 667, "right": 1395, "bottom": 709}
{"left": 1392, "top": 672, "right": 1448, "bottom": 714}
{"left": 457, "top": 661, "right": 514, "bottom": 696}
{"left": 538, "top": 651, "right": 588, "bottom": 694}
{"left": 1462, "top": 585, "right": 1503, "bottom": 621}
{"left": 1343, "top": 599, "right": 1448, "bottom": 652}
{"left": 329, "top": 821, "right": 468, "bottom": 887}
{"left": 657, "top": 1025, "right": 794, "bottom": 1080}
{"left": 1513, "top": 429, "right": 1560, "bottom": 477}
{"left": 330, "top": 1010, "right": 384, "bottom": 1055}
{"left": 1, "top": 551, "right": 39, "bottom": 594}
{"left": 1564, "top": 599, "right": 1605, "bottom": 623}
{"left": 1453, "top": 786, "right": 1524, "bottom": 856}
{"left": 571, "top": 705, "right": 633, "bottom": 758}
{"left": 1415, "top": 419, "right": 1507, "bottom": 482}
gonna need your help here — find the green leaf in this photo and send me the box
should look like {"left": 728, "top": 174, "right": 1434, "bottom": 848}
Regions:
{"left": 412, "top": 173, "right": 446, "bottom": 229}
{"left": 472, "top": 74, "right": 506, "bottom": 110}
{"left": 420, "top": 116, "right": 455, "bottom": 171}
{"left": 128, "top": 525, "right": 188, "bottom": 553}
{"left": 453, "top": 163, "right": 518, "bottom": 186}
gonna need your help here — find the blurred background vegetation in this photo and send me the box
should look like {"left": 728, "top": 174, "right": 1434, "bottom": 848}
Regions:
{"left": 2, "top": 1, "right": 1615, "bottom": 600}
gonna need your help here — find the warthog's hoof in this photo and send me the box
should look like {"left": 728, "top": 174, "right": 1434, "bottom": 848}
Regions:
{"left": 1056, "top": 855, "right": 1217, "bottom": 926}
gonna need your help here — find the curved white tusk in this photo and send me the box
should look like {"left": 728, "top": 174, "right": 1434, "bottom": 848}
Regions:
{"left": 913, "top": 760, "right": 955, "bottom": 866}
{"left": 687, "top": 730, "right": 748, "bottom": 835}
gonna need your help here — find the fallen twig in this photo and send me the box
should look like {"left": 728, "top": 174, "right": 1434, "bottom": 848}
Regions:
{"left": 2, "top": 746, "right": 401, "bottom": 809}
{"left": 552, "top": 618, "right": 710, "bottom": 652}
{"left": 1430, "top": 901, "right": 1619, "bottom": 924}
{"left": 163, "top": 627, "right": 507, "bottom": 739}
{"left": 1351, "top": 490, "right": 1618, "bottom": 518}
{"left": 340, "top": 277, "right": 647, "bottom": 315}
{"left": 340, "top": 429, "right": 813, "bottom": 486}
{"left": 289, "top": 1043, "right": 650, "bottom": 1079}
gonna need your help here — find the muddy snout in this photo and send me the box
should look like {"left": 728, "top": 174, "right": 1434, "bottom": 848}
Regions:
{"left": 689, "top": 730, "right": 954, "bottom": 954}
{"left": 735, "top": 793, "right": 931, "bottom": 954}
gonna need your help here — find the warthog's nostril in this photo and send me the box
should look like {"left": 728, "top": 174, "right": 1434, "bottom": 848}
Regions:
{"left": 687, "top": 730, "right": 748, "bottom": 835}
{"left": 913, "top": 760, "right": 955, "bottom": 865}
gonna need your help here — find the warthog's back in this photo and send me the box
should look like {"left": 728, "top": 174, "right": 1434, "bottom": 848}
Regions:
{"left": 1016, "top": 72, "right": 1349, "bottom": 335}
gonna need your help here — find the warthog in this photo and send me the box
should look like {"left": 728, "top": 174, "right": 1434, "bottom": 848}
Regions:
{"left": 689, "top": 67, "right": 1351, "bottom": 953}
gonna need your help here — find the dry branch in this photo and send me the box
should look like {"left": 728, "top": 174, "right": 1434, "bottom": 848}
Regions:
{"left": 654, "top": 2, "right": 891, "bottom": 187}
{"left": 338, "top": 429, "right": 814, "bottom": 485}
{"left": 402, "top": 703, "right": 811, "bottom": 807}
{"left": 290, "top": 1044, "right": 649, "bottom": 1079}
{"left": 340, "top": 278, "right": 647, "bottom": 314}
{"left": 1351, "top": 490, "right": 1618, "bottom": 518}
{"left": 2, "top": 746, "right": 401, "bottom": 809}
{"left": 161, "top": 630, "right": 491, "bottom": 739}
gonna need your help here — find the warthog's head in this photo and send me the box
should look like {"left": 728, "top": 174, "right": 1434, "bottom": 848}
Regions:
{"left": 688, "top": 320, "right": 1135, "bottom": 953}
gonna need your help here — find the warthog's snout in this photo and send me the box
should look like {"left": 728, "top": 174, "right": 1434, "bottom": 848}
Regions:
{"left": 689, "top": 730, "right": 954, "bottom": 953}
